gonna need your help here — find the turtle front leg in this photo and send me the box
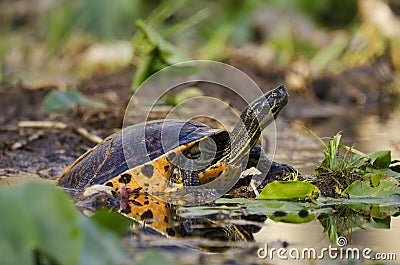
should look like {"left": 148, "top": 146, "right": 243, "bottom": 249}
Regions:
{"left": 183, "top": 164, "right": 200, "bottom": 186}
{"left": 246, "top": 145, "right": 296, "bottom": 186}
{"left": 169, "top": 160, "right": 200, "bottom": 187}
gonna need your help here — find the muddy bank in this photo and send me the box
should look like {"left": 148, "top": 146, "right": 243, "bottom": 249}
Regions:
{"left": 1, "top": 58, "right": 399, "bottom": 187}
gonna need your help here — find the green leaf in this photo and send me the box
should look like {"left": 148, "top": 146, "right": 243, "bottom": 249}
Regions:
{"left": 91, "top": 211, "right": 132, "bottom": 237}
{"left": 23, "top": 183, "right": 82, "bottom": 265}
{"left": 369, "top": 216, "right": 391, "bottom": 229}
{"left": 0, "top": 191, "right": 37, "bottom": 265}
{"left": 370, "top": 205, "right": 398, "bottom": 219}
{"left": 268, "top": 211, "right": 318, "bottom": 224}
{"left": 319, "top": 215, "right": 339, "bottom": 243}
{"left": 368, "top": 150, "right": 391, "bottom": 168}
{"left": 136, "top": 20, "right": 190, "bottom": 65}
{"left": 0, "top": 182, "right": 131, "bottom": 265}
{"left": 131, "top": 51, "right": 155, "bottom": 91}
{"left": 370, "top": 173, "right": 385, "bottom": 187}
{"left": 311, "top": 35, "right": 347, "bottom": 70}
{"left": 348, "top": 153, "right": 368, "bottom": 168}
{"left": 366, "top": 167, "right": 400, "bottom": 178}
{"left": 0, "top": 182, "right": 82, "bottom": 265}
{"left": 164, "top": 87, "right": 204, "bottom": 106}
{"left": 78, "top": 216, "right": 128, "bottom": 265}
{"left": 258, "top": 181, "right": 320, "bottom": 200}
{"left": 346, "top": 202, "right": 398, "bottom": 219}
{"left": 214, "top": 198, "right": 329, "bottom": 224}
{"left": 316, "top": 194, "right": 400, "bottom": 207}
{"left": 131, "top": 21, "right": 198, "bottom": 91}
{"left": 42, "top": 89, "right": 105, "bottom": 114}
{"left": 267, "top": 204, "right": 330, "bottom": 224}
{"left": 316, "top": 132, "right": 343, "bottom": 172}
{"left": 343, "top": 176, "right": 400, "bottom": 198}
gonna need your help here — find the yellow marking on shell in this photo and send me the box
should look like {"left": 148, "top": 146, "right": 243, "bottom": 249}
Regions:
{"left": 100, "top": 135, "right": 229, "bottom": 237}
{"left": 121, "top": 192, "right": 172, "bottom": 237}
{"left": 105, "top": 148, "right": 185, "bottom": 193}
{"left": 106, "top": 135, "right": 229, "bottom": 191}
{"left": 198, "top": 162, "right": 228, "bottom": 185}
{"left": 152, "top": 151, "right": 175, "bottom": 179}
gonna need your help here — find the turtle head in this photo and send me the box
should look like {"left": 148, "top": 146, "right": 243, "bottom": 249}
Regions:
{"left": 227, "top": 85, "right": 288, "bottom": 165}
{"left": 243, "top": 85, "right": 288, "bottom": 130}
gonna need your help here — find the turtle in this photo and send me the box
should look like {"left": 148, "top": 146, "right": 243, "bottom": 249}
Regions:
{"left": 57, "top": 84, "right": 291, "bottom": 236}
{"left": 58, "top": 85, "right": 290, "bottom": 193}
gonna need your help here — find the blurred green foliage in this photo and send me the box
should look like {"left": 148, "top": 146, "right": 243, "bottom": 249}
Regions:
{"left": 129, "top": 0, "right": 356, "bottom": 87}
{"left": 3, "top": 0, "right": 398, "bottom": 88}
{"left": 24, "top": 0, "right": 360, "bottom": 58}
{"left": 0, "top": 182, "right": 131, "bottom": 265}
{"left": 195, "top": 0, "right": 262, "bottom": 59}
{"left": 163, "top": 87, "right": 204, "bottom": 106}
{"left": 0, "top": 0, "right": 362, "bottom": 59}
{"left": 42, "top": 89, "right": 106, "bottom": 114}
{"left": 44, "top": 0, "right": 156, "bottom": 50}
{"left": 131, "top": 20, "right": 192, "bottom": 91}
{"left": 296, "top": 0, "right": 358, "bottom": 28}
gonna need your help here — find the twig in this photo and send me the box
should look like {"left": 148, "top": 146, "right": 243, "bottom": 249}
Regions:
{"left": 75, "top": 127, "right": 103, "bottom": 144}
{"left": 11, "top": 131, "right": 44, "bottom": 150}
{"left": 18, "top": 120, "right": 68, "bottom": 130}
{"left": 17, "top": 120, "right": 103, "bottom": 144}
{"left": 250, "top": 180, "right": 260, "bottom": 198}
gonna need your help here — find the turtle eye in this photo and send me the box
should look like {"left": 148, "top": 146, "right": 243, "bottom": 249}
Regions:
{"left": 255, "top": 103, "right": 264, "bottom": 113}
{"left": 269, "top": 92, "right": 279, "bottom": 102}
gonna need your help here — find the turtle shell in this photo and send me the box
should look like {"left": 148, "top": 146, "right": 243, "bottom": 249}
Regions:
{"left": 57, "top": 119, "right": 230, "bottom": 192}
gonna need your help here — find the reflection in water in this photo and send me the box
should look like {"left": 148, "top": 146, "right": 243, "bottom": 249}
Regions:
{"left": 75, "top": 186, "right": 266, "bottom": 252}
{"left": 120, "top": 192, "right": 262, "bottom": 252}
{"left": 257, "top": 217, "right": 400, "bottom": 264}
{"left": 214, "top": 196, "right": 400, "bottom": 260}
{"left": 75, "top": 181, "right": 399, "bottom": 260}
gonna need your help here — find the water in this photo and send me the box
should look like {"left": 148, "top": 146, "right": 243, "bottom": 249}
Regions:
{"left": 256, "top": 218, "right": 400, "bottom": 264}
{"left": 256, "top": 106, "right": 400, "bottom": 264}
{"left": 305, "top": 106, "right": 400, "bottom": 160}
